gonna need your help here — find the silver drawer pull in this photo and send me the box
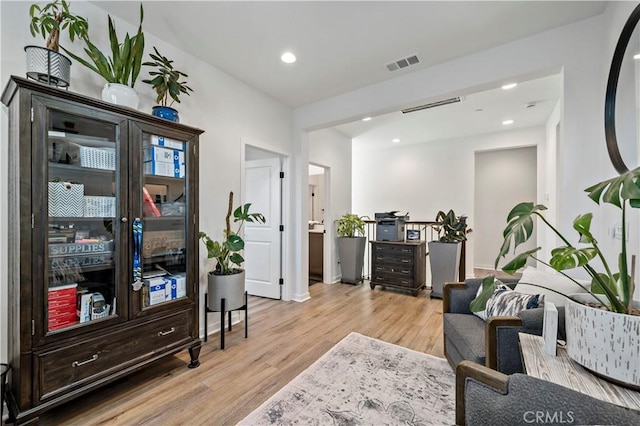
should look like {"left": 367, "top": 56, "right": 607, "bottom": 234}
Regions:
{"left": 71, "top": 354, "right": 98, "bottom": 367}
{"left": 401, "top": 259, "right": 410, "bottom": 263}
{"left": 158, "top": 327, "right": 175, "bottom": 336}
{"left": 402, "top": 270, "right": 410, "bottom": 274}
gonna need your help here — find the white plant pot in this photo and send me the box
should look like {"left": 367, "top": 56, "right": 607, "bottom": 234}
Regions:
{"left": 565, "top": 294, "right": 640, "bottom": 389}
{"left": 207, "top": 269, "right": 246, "bottom": 311}
{"left": 101, "top": 83, "right": 139, "bottom": 109}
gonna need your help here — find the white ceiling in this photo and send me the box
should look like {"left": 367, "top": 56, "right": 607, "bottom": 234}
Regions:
{"left": 93, "top": 1, "right": 606, "bottom": 108}
{"left": 339, "top": 73, "right": 563, "bottom": 149}
{"left": 92, "top": 1, "right": 605, "bottom": 147}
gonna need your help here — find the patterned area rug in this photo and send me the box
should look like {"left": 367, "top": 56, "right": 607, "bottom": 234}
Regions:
{"left": 239, "top": 332, "right": 455, "bottom": 425}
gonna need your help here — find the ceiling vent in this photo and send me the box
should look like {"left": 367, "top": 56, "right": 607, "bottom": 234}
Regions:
{"left": 401, "top": 96, "right": 464, "bottom": 114}
{"left": 386, "top": 54, "right": 420, "bottom": 72}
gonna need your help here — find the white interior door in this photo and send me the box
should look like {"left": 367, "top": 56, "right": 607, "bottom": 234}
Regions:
{"left": 244, "top": 158, "right": 282, "bottom": 299}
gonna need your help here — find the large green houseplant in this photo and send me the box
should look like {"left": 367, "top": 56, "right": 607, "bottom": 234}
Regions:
{"left": 429, "top": 209, "right": 468, "bottom": 298}
{"left": 142, "top": 46, "right": 193, "bottom": 122}
{"left": 62, "top": 4, "right": 145, "bottom": 108}
{"left": 335, "top": 213, "right": 367, "bottom": 284}
{"left": 494, "top": 167, "right": 640, "bottom": 388}
{"left": 26, "top": 0, "right": 89, "bottom": 87}
{"left": 199, "top": 191, "right": 265, "bottom": 311}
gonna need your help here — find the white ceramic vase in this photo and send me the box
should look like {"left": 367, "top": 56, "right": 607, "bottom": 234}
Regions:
{"left": 101, "top": 83, "right": 139, "bottom": 109}
{"left": 565, "top": 294, "right": 640, "bottom": 389}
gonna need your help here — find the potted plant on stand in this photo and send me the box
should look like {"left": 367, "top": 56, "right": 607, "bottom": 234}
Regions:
{"left": 142, "top": 47, "right": 193, "bottom": 122}
{"left": 199, "top": 191, "right": 265, "bottom": 311}
{"left": 62, "top": 4, "right": 145, "bottom": 108}
{"left": 495, "top": 168, "right": 640, "bottom": 389}
{"left": 27, "top": 0, "right": 89, "bottom": 88}
{"left": 429, "top": 209, "right": 468, "bottom": 298}
{"left": 336, "top": 213, "right": 367, "bottom": 284}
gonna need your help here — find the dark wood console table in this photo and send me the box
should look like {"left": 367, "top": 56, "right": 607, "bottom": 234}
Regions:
{"left": 369, "top": 241, "right": 426, "bottom": 296}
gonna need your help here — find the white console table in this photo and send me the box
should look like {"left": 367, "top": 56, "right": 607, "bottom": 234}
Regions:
{"left": 519, "top": 333, "right": 640, "bottom": 410}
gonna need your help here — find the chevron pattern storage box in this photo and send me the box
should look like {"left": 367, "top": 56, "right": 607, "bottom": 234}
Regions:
{"left": 48, "top": 182, "right": 84, "bottom": 217}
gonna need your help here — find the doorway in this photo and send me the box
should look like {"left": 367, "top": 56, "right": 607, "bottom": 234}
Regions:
{"left": 474, "top": 146, "right": 537, "bottom": 273}
{"left": 308, "top": 164, "right": 326, "bottom": 284}
{"left": 243, "top": 145, "right": 284, "bottom": 299}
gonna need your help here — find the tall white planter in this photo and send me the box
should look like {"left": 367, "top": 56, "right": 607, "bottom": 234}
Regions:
{"left": 565, "top": 294, "right": 640, "bottom": 389}
{"left": 101, "top": 83, "right": 139, "bottom": 109}
{"left": 428, "top": 241, "right": 461, "bottom": 299}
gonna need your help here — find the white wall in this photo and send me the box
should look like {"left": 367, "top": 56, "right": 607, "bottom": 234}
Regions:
{"left": 352, "top": 127, "right": 544, "bottom": 277}
{"left": 538, "top": 99, "right": 562, "bottom": 264}
{"left": 600, "top": 1, "right": 640, "bottom": 301}
{"left": 0, "top": 1, "right": 293, "bottom": 361}
{"left": 475, "top": 146, "right": 538, "bottom": 270}
{"left": 308, "top": 128, "right": 352, "bottom": 283}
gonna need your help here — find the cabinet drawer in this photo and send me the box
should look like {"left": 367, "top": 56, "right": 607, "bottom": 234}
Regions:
{"left": 374, "top": 254, "right": 414, "bottom": 267}
{"left": 373, "top": 244, "right": 414, "bottom": 256}
{"left": 372, "top": 274, "right": 414, "bottom": 288}
{"left": 373, "top": 264, "right": 413, "bottom": 277}
{"left": 36, "top": 310, "right": 192, "bottom": 401}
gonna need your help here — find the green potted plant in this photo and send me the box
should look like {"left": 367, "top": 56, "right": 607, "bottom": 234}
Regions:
{"left": 429, "top": 210, "right": 469, "bottom": 298}
{"left": 27, "top": 0, "right": 89, "bottom": 88}
{"left": 495, "top": 167, "right": 640, "bottom": 388}
{"left": 335, "top": 213, "right": 367, "bottom": 284}
{"left": 199, "top": 191, "right": 265, "bottom": 311}
{"left": 62, "top": 4, "right": 145, "bottom": 108}
{"left": 142, "top": 46, "right": 193, "bottom": 122}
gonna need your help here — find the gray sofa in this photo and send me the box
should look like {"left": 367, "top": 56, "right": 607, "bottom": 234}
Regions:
{"left": 443, "top": 278, "right": 565, "bottom": 374}
{"left": 456, "top": 361, "right": 640, "bottom": 426}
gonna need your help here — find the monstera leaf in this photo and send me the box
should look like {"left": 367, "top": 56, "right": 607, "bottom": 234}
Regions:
{"left": 495, "top": 202, "right": 547, "bottom": 269}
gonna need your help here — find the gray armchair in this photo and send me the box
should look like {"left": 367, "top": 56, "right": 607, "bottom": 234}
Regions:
{"left": 456, "top": 361, "right": 640, "bottom": 426}
{"left": 443, "top": 278, "right": 565, "bottom": 374}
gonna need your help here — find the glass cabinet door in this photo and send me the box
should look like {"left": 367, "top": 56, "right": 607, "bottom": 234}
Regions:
{"left": 44, "top": 108, "right": 123, "bottom": 333}
{"left": 137, "top": 131, "right": 188, "bottom": 310}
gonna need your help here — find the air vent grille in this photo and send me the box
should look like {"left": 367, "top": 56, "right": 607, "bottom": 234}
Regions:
{"left": 401, "top": 96, "right": 464, "bottom": 114}
{"left": 386, "top": 54, "right": 420, "bottom": 72}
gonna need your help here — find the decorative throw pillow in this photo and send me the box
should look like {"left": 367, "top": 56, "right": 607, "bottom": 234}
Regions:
{"left": 470, "top": 276, "right": 507, "bottom": 320}
{"left": 485, "top": 286, "right": 544, "bottom": 318}
{"left": 515, "top": 266, "right": 589, "bottom": 307}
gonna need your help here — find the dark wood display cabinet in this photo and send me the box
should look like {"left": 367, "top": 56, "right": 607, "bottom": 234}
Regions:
{"left": 369, "top": 241, "right": 427, "bottom": 296}
{"left": 1, "top": 76, "right": 204, "bottom": 424}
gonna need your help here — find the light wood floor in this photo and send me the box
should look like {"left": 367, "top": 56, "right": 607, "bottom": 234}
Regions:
{"left": 40, "top": 282, "right": 445, "bottom": 425}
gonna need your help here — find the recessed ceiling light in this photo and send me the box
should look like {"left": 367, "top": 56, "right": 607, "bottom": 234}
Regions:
{"left": 502, "top": 83, "right": 518, "bottom": 90}
{"left": 392, "top": 138, "right": 400, "bottom": 143}
{"left": 362, "top": 117, "right": 372, "bottom": 121}
{"left": 281, "top": 52, "right": 297, "bottom": 64}
{"left": 502, "top": 119, "right": 515, "bottom": 125}
{"left": 634, "top": 53, "right": 640, "bottom": 60}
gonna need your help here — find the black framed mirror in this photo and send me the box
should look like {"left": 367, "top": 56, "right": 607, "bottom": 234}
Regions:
{"left": 605, "top": 3, "right": 640, "bottom": 174}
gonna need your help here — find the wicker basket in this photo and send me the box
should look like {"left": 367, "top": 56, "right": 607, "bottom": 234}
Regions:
{"left": 84, "top": 196, "right": 116, "bottom": 217}
{"left": 67, "top": 142, "right": 116, "bottom": 171}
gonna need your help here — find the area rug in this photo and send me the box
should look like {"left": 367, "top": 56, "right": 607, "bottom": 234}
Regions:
{"left": 239, "top": 332, "right": 455, "bottom": 425}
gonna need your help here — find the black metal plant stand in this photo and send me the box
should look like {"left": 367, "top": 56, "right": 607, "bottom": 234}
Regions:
{"left": 204, "top": 291, "right": 248, "bottom": 349}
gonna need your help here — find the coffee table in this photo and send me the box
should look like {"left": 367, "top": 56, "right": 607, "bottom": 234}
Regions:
{"left": 519, "top": 333, "right": 640, "bottom": 410}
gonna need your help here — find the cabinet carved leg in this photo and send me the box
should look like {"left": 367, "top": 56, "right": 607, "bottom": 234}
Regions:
{"left": 188, "top": 340, "right": 202, "bottom": 369}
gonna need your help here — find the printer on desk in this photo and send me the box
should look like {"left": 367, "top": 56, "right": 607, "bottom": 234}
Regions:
{"left": 375, "top": 211, "right": 409, "bottom": 241}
